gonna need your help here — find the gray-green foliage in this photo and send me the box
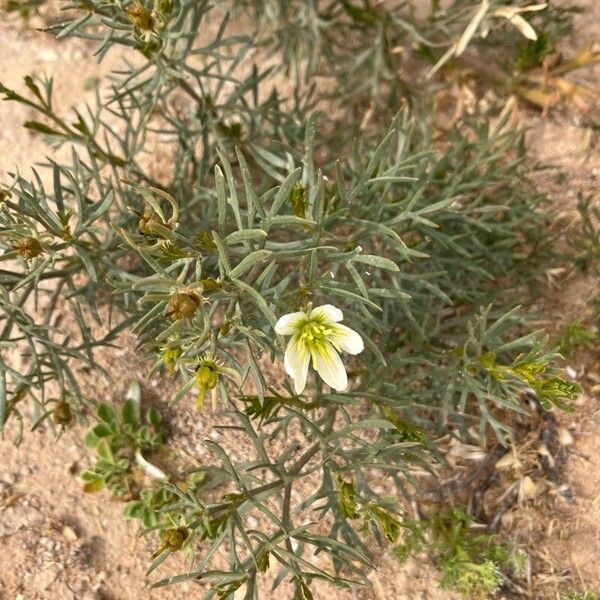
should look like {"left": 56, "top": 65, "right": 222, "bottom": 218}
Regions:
{"left": 571, "top": 195, "right": 600, "bottom": 276}
{"left": 0, "top": 1, "right": 582, "bottom": 598}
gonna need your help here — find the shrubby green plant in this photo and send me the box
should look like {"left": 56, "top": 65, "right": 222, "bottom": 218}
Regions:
{"left": 563, "top": 592, "right": 599, "bottom": 600}
{"left": 0, "top": 1, "right": 584, "bottom": 598}
{"left": 559, "top": 321, "right": 597, "bottom": 357}
{"left": 393, "top": 508, "right": 524, "bottom": 598}
{"left": 2, "top": 0, "right": 45, "bottom": 17}
{"left": 571, "top": 195, "right": 600, "bottom": 276}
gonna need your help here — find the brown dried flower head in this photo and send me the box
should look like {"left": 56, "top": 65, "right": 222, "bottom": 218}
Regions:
{"left": 161, "top": 527, "right": 188, "bottom": 552}
{"left": 127, "top": 3, "right": 155, "bottom": 31}
{"left": 14, "top": 236, "right": 42, "bottom": 259}
{"left": 53, "top": 401, "right": 73, "bottom": 426}
{"left": 168, "top": 292, "right": 201, "bottom": 320}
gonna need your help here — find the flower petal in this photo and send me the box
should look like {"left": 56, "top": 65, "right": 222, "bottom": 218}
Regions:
{"left": 330, "top": 324, "right": 364, "bottom": 355}
{"left": 312, "top": 341, "right": 348, "bottom": 391}
{"left": 507, "top": 14, "right": 537, "bottom": 40}
{"left": 310, "top": 304, "right": 343, "bottom": 324}
{"left": 284, "top": 335, "right": 310, "bottom": 394}
{"left": 275, "top": 311, "right": 307, "bottom": 335}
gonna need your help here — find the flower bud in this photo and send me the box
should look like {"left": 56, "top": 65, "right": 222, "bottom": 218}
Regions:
{"left": 168, "top": 293, "right": 200, "bottom": 320}
{"left": 127, "top": 3, "right": 155, "bottom": 30}
{"left": 61, "top": 224, "right": 73, "bottom": 242}
{"left": 138, "top": 210, "right": 160, "bottom": 235}
{"left": 163, "top": 345, "right": 182, "bottom": 375}
{"left": 53, "top": 401, "right": 73, "bottom": 426}
{"left": 157, "top": 0, "right": 173, "bottom": 18}
{"left": 14, "top": 237, "right": 42, "bottom": 259}
{"left": 196, "top": 362, "right": 218, "bottom": 390}
{"left": 200, "top": 277, "right": 221, "bottom": 293}
{"left": 289, "top": 182, "right": 306, "bottom": 218}
{"left": 195, "top": 361, "right": 218, "bottom": 411}
{"left": 196, "top": 231, "right": 217, "bottom": 252}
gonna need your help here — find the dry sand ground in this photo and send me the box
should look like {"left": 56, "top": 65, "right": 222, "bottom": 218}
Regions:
{"left": 0, "top": 1, "right": 598, "bottom": 599}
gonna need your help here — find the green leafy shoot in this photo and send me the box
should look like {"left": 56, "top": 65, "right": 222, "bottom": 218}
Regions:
{"left": 393, "top": 508, "right": 521, "bottom": 598}
{"left": 559, "top": 321, "right": 598, "bottom": 356}
{"left": 81, "top": 383, "right": 166, "bottom": 497}
{"left": 563, "top": 593, "right": 599, "bottom": 600}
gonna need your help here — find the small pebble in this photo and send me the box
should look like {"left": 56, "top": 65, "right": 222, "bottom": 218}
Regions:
{"left": 246, "top": 517, "right": 258, "bottom": 529}
{"left": 62, "top": 525, "right": 78, "bottom": 541}
{"left": 557, "top": 427, "right": 574, "bottom": 446}
{"left": 37, "top": 48, "right": 59, "bottom": 62}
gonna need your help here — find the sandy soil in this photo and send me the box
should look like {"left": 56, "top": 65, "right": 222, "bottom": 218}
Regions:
{"left": 0, "top": 1, "right": 599, "bottom": 599}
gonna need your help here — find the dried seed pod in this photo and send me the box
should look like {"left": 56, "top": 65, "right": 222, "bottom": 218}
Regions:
{"left": 53, "top": 401, "right": 73, "bottom": 426}
{"left": 161, "top": 527, "right": 188, "bottom": 552}
{"left": 168, "top": 293, "right": 200, "bottom": 320}
{"left": 14, "top": 236, "right": 42, "bottom": 259}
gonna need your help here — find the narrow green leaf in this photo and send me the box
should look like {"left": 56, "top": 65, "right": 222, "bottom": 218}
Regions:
{"left": 352, "top": 254, "right": 399, "bottom": 272}
{"left": 268, "top": 168, "right": 302, "bottom": 216}
{"left": 229, "top": 250, "right": 273, "bottom": 279}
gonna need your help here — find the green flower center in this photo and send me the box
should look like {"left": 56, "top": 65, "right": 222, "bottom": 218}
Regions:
{"left": 297, "top": 319, "right": 334, "bottom": 347}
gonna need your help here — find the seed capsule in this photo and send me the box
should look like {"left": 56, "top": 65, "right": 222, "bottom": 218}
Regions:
{"left": 168, "top": 293, "right": 200, "bottom": 320}
{"left": 14, "top": 237, "right": 42, "bottom": 259}
{"left": 161, "top": 527, "right": 188, "bottom": 552}
{"left": 53, "top": 401, "right": 73, "bottom": 426}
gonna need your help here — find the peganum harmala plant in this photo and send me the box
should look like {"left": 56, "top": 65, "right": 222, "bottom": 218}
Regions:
{"left": 0, "top": 1, "right": 582, "bottom": 597}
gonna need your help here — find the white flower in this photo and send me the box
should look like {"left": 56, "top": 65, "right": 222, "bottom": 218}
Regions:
{"left": 275, "top": 304, "right": 364, "bottom": 394}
